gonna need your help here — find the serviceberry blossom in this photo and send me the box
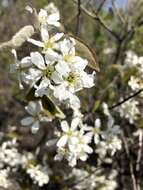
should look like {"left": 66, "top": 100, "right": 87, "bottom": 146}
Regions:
{"left": 38, "top": 2, "right": 61, "bottom": 28}
{"left": 57, "top": 118, "right": 80, "bottom": 148}
{"left": 27, "top": 164, "right": 49, "bottom": 187}
{"left": 128, "top": 76, "right": 141, "bottom": 91}
{"left": 11, "top": 49, "right": 32, "bottom": 89}
{"left": 125, "top": 50, "right": 143, "bottom": 97}
{"left": 67, "top": 168, "right": 117, "bottom": 190}
{"left": 21, "top": 101, "right": 51, "bottom": 133}
{"left": 28, "top": 28, "right": 64, "bottom": 53}
{"left": 56, "top": 118, "right": 93, "bottom": 166}
{"left": 118, "top": 98, "right": 139, "bottom": 124}
{"left": 0, "top": 169, "right": 11, "bottom": 188}
{"left": 0, "top": 139, "right": 22, "bottom": 168}
{"left": 83, "top": 118, "right": 102, "bottom": 144}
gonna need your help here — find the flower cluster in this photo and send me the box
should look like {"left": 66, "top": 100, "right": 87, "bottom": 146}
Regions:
{"left": 125, "top": 50, "right": 143, "bottom": 96}
{"left": 118, "top": 98, "right": 140, "bottom": 124}
{"left": 55, "top": 103, "right": 121, "bottom": 166}
{"left": 11, "top": 3, "right": 95, "bottom": 133}
{"left": 27, "top": 164, "right": 49, "bottom": 187}
{"left": 0, "top": 138, "right": 50, "bottom": 188}
{"left": 116, "top": 50, "right": 143, "bottom": 124}
{"left": 0, "top": 169, "right": 11, "bottom": 189}
{"left": 66, "top": 167, "right": 117, "bottom": 190}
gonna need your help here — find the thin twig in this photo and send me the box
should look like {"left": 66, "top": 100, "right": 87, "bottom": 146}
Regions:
{"left": 73, "top": 0, "right": 121, "bottom": 41}
{"left": 136, "top": 130, "right": 143, "bottom": 190}
{"left": 76, "top": 0, "right": 81, "bottom": 35}
{"left": 111, "top": 0, "right": 125, "bottom": 24}
{"left": 121, "top": 132, "right": 137, "bottom": 190}
{"left": 109, "top": 88, "right": 143, "bottom": 110}
{"left": 97, "top": 0, "right": 107, "bottom": 13}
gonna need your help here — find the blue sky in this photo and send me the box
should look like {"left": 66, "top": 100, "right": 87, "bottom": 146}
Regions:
{"left": 106, "top": 0, "right": 128, "bottom": 9}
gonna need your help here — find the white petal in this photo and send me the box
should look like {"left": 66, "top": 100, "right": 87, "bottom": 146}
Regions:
{"left": 69, "top": 94, "right": 80, "bottom": 109}
{"left": 48, "top": 12, "right": 60, "bottom": 22}
{"left": 53, "top": 85, "right": 69, "bottom": 101}
{"left": 78, "top": 152, "right": 88, "bottom": 161}
{"left": 60, "top": 39, "right": 75, "bottom": 56}
{"left": 71, "top": 118, "right": 79, "bottom": 130}
{"left": 41, "top": 27, "right": 49, "bottom": 41}
{"left": 35, "top": 78, "right": 50, "bottom": 97}
{"left": 57, "top": 135, "right": 68, "bottom": 147}
{"left": 94, "top": 134, "right": 99, "bottom": 144}
{"left": 61, "top": 121, "right": 69, "bottom": 132}
{"left": 51, "top": 33, "right": 64, "bottom": 42}
{"left": 72, "top": 56, "right": 88, "bottom": 71}
{"left": 30, "top": 52, "right": 46, "bottom": 70}
{"left": 35, "top": 101, "right": 43, "bottom": 113}
{"left": 45, "top": 49, "right": 60, "bottom": 63}
{"left": 81, "top": 72, "right": 95, "bottom": 88}
{"left": 28, "top": 38, "right": 43, "bottom": 47}
{"left": 55, "top": 61, "right": 70, "bottom": 75}
{"left": 21, "top": 117, "right": 34, "bottom": 126}
{"left": 84, "top": 145, "right": 93, "bottom": 154}
{"left": 23, "top": 68, "right": 42, "bottom": 86}
{"left": 26, "top": 101, "right": 37, "bottom": 115}
{"left": 11, "top": 49, "right": 17, "bottom": 60}
{"left": 31, "top": 121, "right": 40, "bottom": 134}
{"left": 21, "top": 56, "right": 32, "bottom": 68}
{"left": 95, "top": 118, "right": 101, "bottom": 128}
{"left": 51, "top": 71, "right": 63, "bottom": 84}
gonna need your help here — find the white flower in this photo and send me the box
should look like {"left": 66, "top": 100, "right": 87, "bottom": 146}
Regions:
{"left": 0, "top": 169, "right": 11, "bottom": 188}
{"left": 67, "top": 168, "right": 117, "bottom": 190}
{"left": 106, "top": 136, "right": 122, "bottom": 155}
{"left": 0, "top": 139, "right": 22, "bottom": 168}
{"left": 128, "top": 76, "right": 140, "bottom": 91}
{"left": 118, "top": 99, "right": 140, "bottom": 124}
{"left": 28, "top": 28, "right": 63, "bottom": 53}
{"left": 125, "top": 50, "right": 140, "bottom": 67}
{"left": 96, "top": 136, "right": 121, "bottom": 157}
{"left": 84, "top": 118, "right": 102, "bottom": 144}
{"left": 38, "top": 3, "right": 60, "bottom": 27}
{"left": 56, "top": 118, "right": 93, "bottom": 166}
{"left": 24, "top": 52, "right": 60, "bottom": 96}
{"left": 55, "top": 38, "right": 88, "bottom": 73}
{"left": 11, "top": 49, "right": 32, "bottom": 89}
{"left": 57, "top": 118, "right": 79, "bottom": 147}
{"left": 27, "top": 164, "right": 49, "bottom": 187}
{"left": 69, "top": 131, "right": 93, "bottom": 163}
{"left": 54, "top": 69, "right": 95, "bottom": 94}
{"left": 102, "top": 102, "right": 111, "bottom": 116}
{"left": 21, "top": 101, "right": 51, "bottom": 133}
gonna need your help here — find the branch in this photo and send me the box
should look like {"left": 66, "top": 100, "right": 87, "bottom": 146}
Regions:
{"left": 97, "top": 0, "right": 107, "bottom": 13}
{"left": 111, "top": 0, "right": 126, "bottom": 24}
{"left": 76, "top": 0, "right": 81, "bottom": 35}
{"left": 121, "top": 132, "right": 138, "bottom": 190}
{"left": 136, "top": 130, "right": 143, "bottom": 190}
{"left": 72, "top": 0, "right": 121, "bottom": 41}
{"left": 109, "top": 88, "right": 143, "bottom": 110}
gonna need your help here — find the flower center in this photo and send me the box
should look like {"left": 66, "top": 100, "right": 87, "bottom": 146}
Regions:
{"left": 66, "top": 72, "right": 76, "bottom": 84}
{"left": 44, "top": 40, "right": 54, "bottom": 50}
{"left": 63, "top": 55, "right": 71, "bottom": 62}
{"left": 44, "top": 66, "right": 54, "bottom": 78}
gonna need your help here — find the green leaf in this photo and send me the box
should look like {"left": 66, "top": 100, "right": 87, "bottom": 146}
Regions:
{"left": 26, "top": 86, "right": 40, "bottom": 101}
{"left": 92, "top": 100, "right": 101, "bottom": 112}
{"left": 41, "top": 95, "right": 65, "bottom": 119}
